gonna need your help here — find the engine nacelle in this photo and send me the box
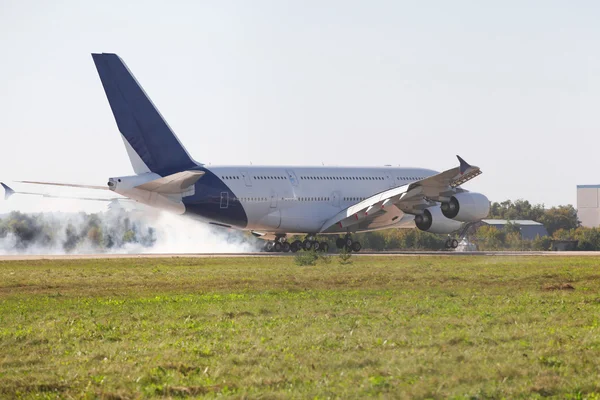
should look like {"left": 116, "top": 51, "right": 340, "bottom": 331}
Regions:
{"left": 414, "top": 205, "right": 463, "bottom": 234}
{"left": 441, "top": 192, "right": 490, "bottom": 223}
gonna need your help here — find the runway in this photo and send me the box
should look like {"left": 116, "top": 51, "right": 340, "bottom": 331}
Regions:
{"left": 2, "top": 251, "right": 600, "bottom": 261}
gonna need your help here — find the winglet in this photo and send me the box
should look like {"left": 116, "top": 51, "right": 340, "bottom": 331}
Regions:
{"left": 1, "top": 183, "right": 15, "bottom": 200}
{"left": 457, "top": 155, "right": 471, "bottom": 175}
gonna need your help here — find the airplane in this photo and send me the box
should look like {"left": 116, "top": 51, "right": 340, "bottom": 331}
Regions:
{"left": 1, "top": 53, "right": 490, "bottom": 253}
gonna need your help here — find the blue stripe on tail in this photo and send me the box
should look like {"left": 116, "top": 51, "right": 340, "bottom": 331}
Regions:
{"left": 91, "top": 53, "right": 198, "bottom": 176}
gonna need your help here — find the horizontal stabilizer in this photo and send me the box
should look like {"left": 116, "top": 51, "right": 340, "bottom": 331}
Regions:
{"left": 1, "top": 182, "right": 121, "bottom": 202}
{"left": 134, "top": 170, "right": 205, "bottom": 194}
{"left": 17, "top": 181, "right": 108, "bottom": 190}
{"left": 1, "top": 183, "right": 15, "bottom": 200}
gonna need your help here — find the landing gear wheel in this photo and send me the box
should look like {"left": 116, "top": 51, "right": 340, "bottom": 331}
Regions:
{"left": 445, "top": 239, "right": 451, "bottom": 249}
{"left": 451, "top": 239, "right": 459, "bottom": 249}
{"left": 265, "top": 241, "right": 274, "bottom": 252}
{"left": 313, "top": 241, "right": 321, "bottom": 252}
{"left": 282, "top": 242, "right": 291, "bottom": 253}
{"left": 303, "top": 240, "right": 313, "bottom": 251}
{"left": 345, "top": 237, "right": 353, "bottom": 248}
{"left": 351, "top": 241, "right": 362, "bottom": 252}
{"left": 274, "top": 242, "right": 282, "bottom": 252}
{"left": 290, "top": 240, "right": 301, "bottom": 253}
{"left": 336, "top": 238, "right": 345, "bottom": 249}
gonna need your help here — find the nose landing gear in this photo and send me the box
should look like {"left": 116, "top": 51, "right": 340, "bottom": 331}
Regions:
{"left": 445, "top": 238, "right": 459, "bottom": 249}
{"left": 445, "top": 222, "right": 476, "bottom": 250}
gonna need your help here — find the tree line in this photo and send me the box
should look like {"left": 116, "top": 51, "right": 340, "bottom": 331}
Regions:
{"left": 1, "top": 199, "right": 599, "bottom": 252}
{"left": 0, "top": 210, "right": 157, "bottom": 253}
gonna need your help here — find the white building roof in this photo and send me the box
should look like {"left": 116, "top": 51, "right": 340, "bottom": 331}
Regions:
{"left": 481, "top": 219, "right": 543, "bottom": 226}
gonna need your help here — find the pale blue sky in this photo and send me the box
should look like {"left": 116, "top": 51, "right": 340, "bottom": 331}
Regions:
{"left": 1, "top": 0, "right": 599, "bottom": 211}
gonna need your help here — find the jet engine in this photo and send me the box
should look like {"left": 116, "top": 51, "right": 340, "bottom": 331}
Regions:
{"left": 414, "top": 205, "right": 463, "bottom": 234}
{"left": 441, "top": 192, "right": 490, "bottom": 223}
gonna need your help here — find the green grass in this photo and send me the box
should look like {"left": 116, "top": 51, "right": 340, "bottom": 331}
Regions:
{"left": 1, "top": 255, "right": 600, "bottom": 399}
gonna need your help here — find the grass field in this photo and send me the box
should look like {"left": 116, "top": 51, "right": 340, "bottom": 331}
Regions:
{"left": 1, "top": 255, "right": 600, "bottom": 399}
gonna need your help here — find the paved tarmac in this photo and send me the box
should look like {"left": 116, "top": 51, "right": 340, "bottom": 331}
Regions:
{"left": 1, "top": 251, "right": 600, "bottom": 261}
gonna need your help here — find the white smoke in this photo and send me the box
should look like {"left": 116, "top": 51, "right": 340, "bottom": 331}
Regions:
{"left": 142, "top": 212, "right": 257, "bottom": 254}
{"left": 0, "top": 193, "right": 259, "bottom": 255}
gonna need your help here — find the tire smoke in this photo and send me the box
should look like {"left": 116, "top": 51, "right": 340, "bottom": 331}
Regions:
{"left": 0, "top": 207, "right": 259, "bottom": 255}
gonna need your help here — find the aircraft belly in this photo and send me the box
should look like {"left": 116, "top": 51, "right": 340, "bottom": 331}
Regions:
{"left": 277, "top": 207, "right": 328, "bottom": 233}
{"left": 255, "top": 210, "right": 281, "bottom": 229}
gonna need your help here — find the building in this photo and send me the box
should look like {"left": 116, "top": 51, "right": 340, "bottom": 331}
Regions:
{"left": 577, "top": 185, "right": 600, "bottom": 227}
{"left": 479, "top": 219, "right": 548, "bottom": 240}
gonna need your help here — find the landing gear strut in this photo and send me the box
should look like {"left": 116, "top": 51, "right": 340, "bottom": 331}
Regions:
{"left": 336, "top": 234, "right": 361, "bottom": 252}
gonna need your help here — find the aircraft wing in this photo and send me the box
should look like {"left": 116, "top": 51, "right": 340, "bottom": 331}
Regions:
{"left": 319, "top": 155, "right": 482, "bottom": 233}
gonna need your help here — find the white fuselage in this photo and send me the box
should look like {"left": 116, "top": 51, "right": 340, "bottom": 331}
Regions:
{"left": 205, "top": 165, "right": 438, "bottom": 234}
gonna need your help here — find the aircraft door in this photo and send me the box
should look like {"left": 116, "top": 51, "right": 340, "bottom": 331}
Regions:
{"left": 270, "top": 191, "right": 278, "bottom": 208}
{"left": 220, "top": 192, "right": 229, "bottom": 209}
{"left": 331, "top": 191, "right": 340, "bottom": 207}
{"left": 385, "top": 173, "right": 394, "bottom": 188}
{"left": 240, "top": 170, "right": 252, "bottom": 187}
{"left": 286, "top": 169, "right": 299, "bottom": 187}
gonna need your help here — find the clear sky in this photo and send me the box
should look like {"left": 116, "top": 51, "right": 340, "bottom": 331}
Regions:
{"left": 1, "top": 0, "right": 599, "bottom": 212}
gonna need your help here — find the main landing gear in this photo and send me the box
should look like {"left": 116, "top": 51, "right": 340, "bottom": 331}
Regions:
{"left": 263, "top": 235, "right": 329, "bottom": 253}
{"left": 293, "top": 235, "right": 329, "bottom": 253}
{"left": 263, "top": 236, "right": 291, "bottom": 253}
{"left": 335, "top": 234, "right": 362, "bottom": 252}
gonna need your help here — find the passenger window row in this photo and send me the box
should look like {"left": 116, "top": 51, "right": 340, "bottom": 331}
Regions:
{"left": 223, "top": 175, "right": 425, "bottom": 181}
{"left": 253, "top": 176, "right": 286, "bottom": 180}
{"left": 298, "top": 197, "right": 329, "bottom": 202}
{"left": 238, "top": 197, "right": 331, "bottom": 202}
{"left": 300, "top": 176, "right": 386, "bottom": 181}
{"left": 344, "top": 197, "right": 366, "bottom": 201}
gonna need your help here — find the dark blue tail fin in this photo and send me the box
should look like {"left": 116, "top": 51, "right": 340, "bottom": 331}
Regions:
{"left": 91, "top": 53, "right": 198, "bottom": 175}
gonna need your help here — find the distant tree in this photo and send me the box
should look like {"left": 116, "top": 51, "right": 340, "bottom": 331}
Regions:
{"left": 540, "top": 205, "right": 579, "bottom": 235}
{"left": 488, "top": 199, "right": 544, "bottom": 221}
{"left": 551, "top": 228, "right": 571, "bottom": 240}
{"left": 571, "top": 227, "right": 600, "bottom": 251}
{"left": 474, "top": 225, "right": 506, "bottom": 250}
{"left": 365, "top": 232, "right": 386, "bottom": 251}
{"left": 63, "top": 224, "right": 79, "bottom": 252}
{"left": 87, "top": 226, "right": 103, "bottom": 247}
{"left": 532, "top": 235, "right": 552, "bottom": 251}
{"left": 122, "top": 230, "right": 136, "bottom": 243}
